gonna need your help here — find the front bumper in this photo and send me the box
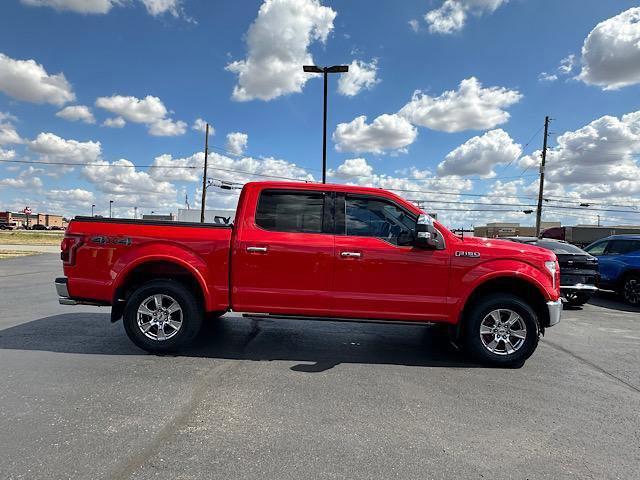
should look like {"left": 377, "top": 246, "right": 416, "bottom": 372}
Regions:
{"left": 546, "top": 299, "right": 562, "bottom": 327}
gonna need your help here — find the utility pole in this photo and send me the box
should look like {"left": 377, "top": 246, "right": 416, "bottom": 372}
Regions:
{"left": 535, "top": 116, "right": 551, "bottom": 237}
{"left": 200, "top": 123, "right": 210, "bottom": 223}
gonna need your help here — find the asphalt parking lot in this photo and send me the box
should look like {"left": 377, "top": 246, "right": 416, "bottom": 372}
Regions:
{"left": 1, "top": 254, "right": 639, "bottom": 480}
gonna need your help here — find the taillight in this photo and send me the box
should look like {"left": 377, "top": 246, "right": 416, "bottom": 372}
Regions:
{"left": 61, "top": 235, "right": 83, "bottom": 266}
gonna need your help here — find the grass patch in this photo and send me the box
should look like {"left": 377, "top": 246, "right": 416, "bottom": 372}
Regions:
{"left": 0, "top": 250, "right": 41, "bottom": 259}
{"left": 0, "top": 231, "right": 64, "bottom": 245}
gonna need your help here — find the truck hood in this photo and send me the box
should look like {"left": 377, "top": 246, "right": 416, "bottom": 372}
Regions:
{"left": 459, "top": 236, "right": 556, "bottom": 261}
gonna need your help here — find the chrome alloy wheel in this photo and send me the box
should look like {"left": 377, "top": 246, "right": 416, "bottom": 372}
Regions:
{"left": 623, "top": 278, "right": 640, "bottom": 305}
{"left": 479, "top": 309, "right": 527, "bottom": 356}
{"left": 137, "top": 294, "right": 183, "bottom": 341}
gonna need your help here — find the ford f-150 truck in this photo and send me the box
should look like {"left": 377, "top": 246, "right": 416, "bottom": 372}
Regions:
{"left": 55, "top": 181, "right": 561, "bottom": 366}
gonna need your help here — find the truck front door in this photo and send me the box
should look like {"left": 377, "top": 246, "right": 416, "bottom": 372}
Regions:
{"left": 331, "top": 194, "right": 450, "bottom": 322}
{"left": 231, "top": 188, "right": 335, "bottom": 315}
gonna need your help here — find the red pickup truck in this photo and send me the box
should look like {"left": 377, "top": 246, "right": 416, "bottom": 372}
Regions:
{"left": 55, "top": 181, "right": 561, "bottom": 366}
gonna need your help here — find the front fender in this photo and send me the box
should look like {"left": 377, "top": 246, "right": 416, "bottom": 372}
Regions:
{"left": 111, "top": 242, "right": 214, "bottom": 311}
{"left": 452, "top": 259, "right": 556, "bottom": 318}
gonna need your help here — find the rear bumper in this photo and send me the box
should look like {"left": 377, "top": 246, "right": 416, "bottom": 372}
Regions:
{"left": 546, "top": 299, "right": 562, "bottom": 327}
{"left": 55, "top": 277, "right": 105, "bottom": 306}
{"left": 55, "top": 277, "right": 77, "bottom": 305}
{"left": 560, "top": 284, "right": 599, "bottom": 292}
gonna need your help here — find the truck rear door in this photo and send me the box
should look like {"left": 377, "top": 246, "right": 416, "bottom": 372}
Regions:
{"left": 231, "top": 188, "right": 335, "bottom": 315}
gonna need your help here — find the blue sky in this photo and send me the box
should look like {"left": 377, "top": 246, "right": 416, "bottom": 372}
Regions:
{"left": 1, "top": 0, "right": 639, "bottom": 227}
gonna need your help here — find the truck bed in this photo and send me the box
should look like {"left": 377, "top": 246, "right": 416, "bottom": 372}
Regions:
{"left": 63, "top": 217, "right": 232, "bottom": 311}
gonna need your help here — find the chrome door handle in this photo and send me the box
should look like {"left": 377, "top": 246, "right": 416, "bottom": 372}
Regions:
{"left": 340, "top": 251, "right": 361, "bottom": 258}
{"left": 247, "top": 246, "right": 268, "bottom": 253}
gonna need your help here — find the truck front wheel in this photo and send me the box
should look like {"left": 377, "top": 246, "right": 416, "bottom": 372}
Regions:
{"left": 464, "top": 293, "right": 540, "bottom": 367}
{"left": 123, "top": 279, "right": 203, "bottom": 353}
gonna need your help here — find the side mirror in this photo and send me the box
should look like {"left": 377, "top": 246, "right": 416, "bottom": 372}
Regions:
{"left": 415, "top": 214, "right": 440, "bottom": 249}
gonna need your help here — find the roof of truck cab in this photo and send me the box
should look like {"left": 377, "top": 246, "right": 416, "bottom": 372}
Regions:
{"left": 243, "top": 181, "right": 421, "bottom": 210}
{"left": 244, "top": 181, "right": 397, "bottom": 194}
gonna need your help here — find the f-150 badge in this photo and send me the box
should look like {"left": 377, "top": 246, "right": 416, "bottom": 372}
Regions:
{"left": 455, "top": 251, "right": 480, "bottom": 257}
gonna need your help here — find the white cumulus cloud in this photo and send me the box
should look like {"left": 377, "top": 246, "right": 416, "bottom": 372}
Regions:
{"left": 0, "top": 167, "right": 43, "bottom": 190}
{"left": 83, "top": 159, "right": 175, "bottom": 196}
{"left": 0, "top": 115, "right": 23, "bottom": 145}
{"left": 226, "top": 132, "right": 248, "bottom": 156}
{"left": 102, "top": 116, "right": 126, "bottom": 128}
{"left": 538, "top": 72, "right": 558, "bottom": 83}
{"left": 578, "top": 7, "right": 640, "bottom": 90}
{"left": 95, "top": 94, "right": 186, "bottom": 136}
{"left": 0, "top": 52, "right": 75, "bottom": 106}
{"left": 192, "top": 118, "right": 214, "bottom": 135}
{"left": 437, "top": 129, "right": 522, "bottom": 177}
{"left": 28, "top": 132, "right": 101, "bottom": 164}
{"left": 334, "top": 158, "right": 374, "bottom": 178}
{"left": 424, "top": 0, "right": 508, "bottom": 34}
{"left": 140, "top": 0, "right": 183, "bottom": 17}
{"left": 225, "top": 0, "right": 336, "bottom": 101}
{"left": 399, "top": 77, "right": 522, "bottom": 133}
{"left": 338, "top": 59, "right": 379, "bottom": 97}
{"left": 56, "top": 105, "right": 95, "bottom": 124}
{"left": 148, "top": 118, "right": 187, "bottom": 137}
{"left": 20, "top": 0, "right": 118, "bottom": 14}
{"left": 333, "top": 114, "right": 417, "bottom": 154}
{"left": 0, "top": 148, "right": 16, "bottom": 160}
{"left": 518, "top": 111, "right": 640, "bottom": 198}
{"left": 21, "top": 0, "right": 189, "bottom": 18}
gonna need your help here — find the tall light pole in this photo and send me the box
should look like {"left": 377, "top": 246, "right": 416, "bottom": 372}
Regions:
{"left": 303, "top": 65, "right": 349, "bottom": 183}
{"left": 134, "top": 206, "right": 138, "bottom": 219}
{"left": 91, "top": 204, "right": 95, "bottom": 217}
{"left": 109, "top": 200, "right": 114, "bottom": 219}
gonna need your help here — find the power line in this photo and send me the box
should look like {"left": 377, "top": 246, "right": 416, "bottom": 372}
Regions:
{"left": 0, "top": 160, "right": 637, "bottom": 213}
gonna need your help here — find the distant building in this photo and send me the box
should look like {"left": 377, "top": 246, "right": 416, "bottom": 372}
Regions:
{"left": 474, "top": 221, "right": 561, "bottom": 238}
{"left": 0, "top": 211, "right": 64, "bottom": 229}
{"left": 177, "top": 209, "right": 235, "bottom": 225}
{"left": 142, "top": 213, "right": 176, "bottom": 222}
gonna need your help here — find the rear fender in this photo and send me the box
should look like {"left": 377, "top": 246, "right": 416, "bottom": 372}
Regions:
{"left": 111, "top": 242, "right": 213, "bottom": 311}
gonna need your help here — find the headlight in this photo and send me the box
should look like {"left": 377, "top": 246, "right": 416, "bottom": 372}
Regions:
{"left": 545, "top": 260, "right": 558, "bottom": 289}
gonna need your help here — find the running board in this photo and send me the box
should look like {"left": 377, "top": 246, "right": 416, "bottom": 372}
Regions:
{"left": 241, "top": 313, "right": 441, "bottom": 327}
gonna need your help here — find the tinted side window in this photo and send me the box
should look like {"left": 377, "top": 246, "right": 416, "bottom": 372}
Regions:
{"left": 585, "top": 241, "right": 607, "bottom": 255}
{"left": 345, "top": 197, "right": 415, "bottom": 244}
{"left": 607, "top": 240, "right": 640, "bottom": 255}
{"left": 256, "top": 191, "right": 324, "bottom": 233}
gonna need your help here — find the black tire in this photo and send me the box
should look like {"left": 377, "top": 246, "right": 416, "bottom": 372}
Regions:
{"left": 621, "top": 273, "right": 640, "bottom": 306}
{"left": 464, "top": 293, "right": 540, "bottom": 367}
{"left": 123, "top": 279, "right": 203, "bottom": 353}
{"left": 564, "top": 291, "right": 592, "bottom": 306}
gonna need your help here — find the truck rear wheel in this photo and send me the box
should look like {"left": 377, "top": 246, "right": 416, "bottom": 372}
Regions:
{"left": 464, "top": 293, "right": 539, "bottom": 367}
{"left": 123, "top": 279, "right": 203, "bottom": 353}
